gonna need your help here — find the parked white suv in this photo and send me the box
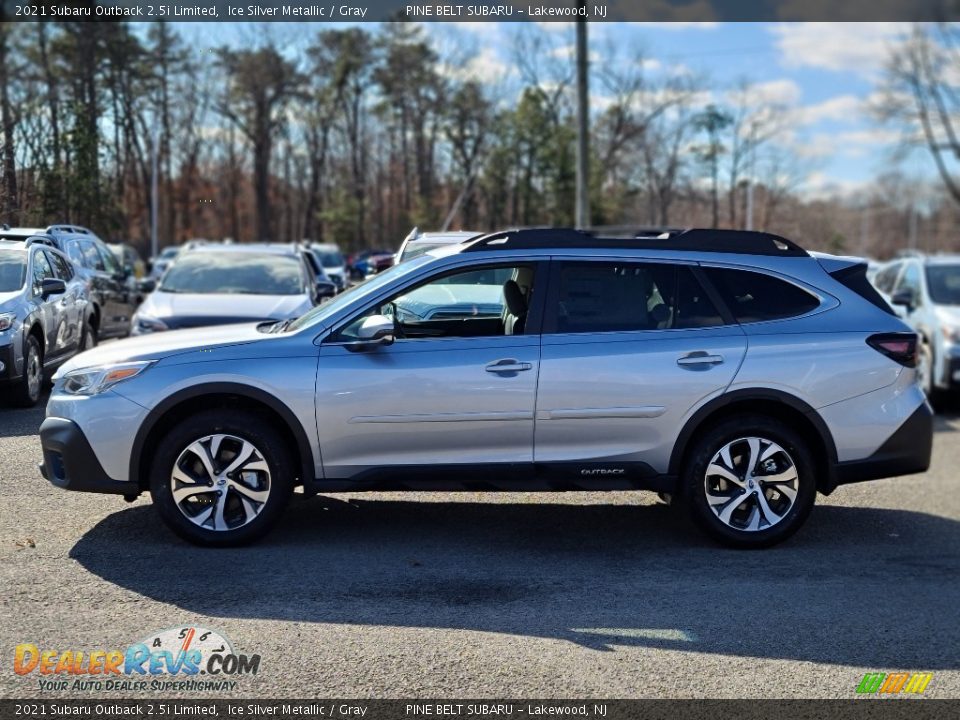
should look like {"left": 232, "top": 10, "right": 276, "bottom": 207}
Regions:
{"left": 873, "top": 254, "right": 960, "bottom": 402}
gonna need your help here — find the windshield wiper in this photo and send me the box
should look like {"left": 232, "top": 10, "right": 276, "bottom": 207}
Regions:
{"left": 270, "top": 318, "right": 294, "bottom": 333}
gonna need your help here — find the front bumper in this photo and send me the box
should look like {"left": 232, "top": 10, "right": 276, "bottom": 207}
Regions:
{"left": 0, "top": 338, "right": 21, "bottom": 385}
{"left": 832, "top": 402, "right": 934, "bottom": 487}
{"left": 39, "top": 417, "right": 139, "bottom": 496}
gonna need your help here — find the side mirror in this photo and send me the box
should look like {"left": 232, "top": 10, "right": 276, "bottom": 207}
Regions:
{"left": 346, "top": 314, "right": 395, "bottom": 352}
{"left": 138, "top": 279, "right": 157, "bottom": 293}
{"left": 891, "top": 289, "right": 916, "bottom": 310}
{"left": 314, "top": 281, "right": 337, "bottom": 302}
{"left": 41, "top": 278, "right": 66, "bottom": 298}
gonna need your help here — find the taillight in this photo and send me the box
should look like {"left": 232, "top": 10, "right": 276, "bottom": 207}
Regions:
{"left": 867, "top": 333, "right": 918, "bottom": 368}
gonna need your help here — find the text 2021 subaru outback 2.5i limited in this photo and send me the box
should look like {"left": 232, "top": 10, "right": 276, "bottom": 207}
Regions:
{"left": 39, "top": 228, "right": 933, "bottom": 548}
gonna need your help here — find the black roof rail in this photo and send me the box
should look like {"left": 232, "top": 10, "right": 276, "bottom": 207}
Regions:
{"left": 462, "top": 226, "right": 808, "bottom": 257}
{"left": 25, "top": 235, "right": 56, "bottom": 248}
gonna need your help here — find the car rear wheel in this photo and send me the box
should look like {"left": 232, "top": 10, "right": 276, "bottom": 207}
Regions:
{"left": 682, "top": 415, "right": 817, "bottom": 548}
{"left": 11, "top": 335, "right": 43, "bottom": 408}
{"left": 149, "top": 410, "right": 294, "bottom": 546}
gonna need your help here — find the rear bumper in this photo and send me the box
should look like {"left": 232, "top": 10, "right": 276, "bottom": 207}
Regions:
{"left": 832, "top": 402, "right": 933, "bottom": 487}
{"left": 39, "top": 417, "right": 139, "bottom": 496}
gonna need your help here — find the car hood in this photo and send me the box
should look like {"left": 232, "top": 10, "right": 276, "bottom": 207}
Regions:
{"left": 0, "top": 291, "right": 23, "bottom": 312}
{"left": 141, "top": 291, "right": 311, "bottom": 320}
{"left": 55, "top": 322, "right": 271, "bottom": 375}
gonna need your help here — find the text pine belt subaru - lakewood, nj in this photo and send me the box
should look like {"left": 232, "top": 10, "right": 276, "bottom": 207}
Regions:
{"left": 38, "top": 228, "right": 933, "bottom": 548}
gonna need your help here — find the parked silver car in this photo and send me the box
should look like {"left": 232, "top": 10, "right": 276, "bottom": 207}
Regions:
{"left": 40, "top": 228, "right": 932, "bottom": 548}
{"left": 0, "top": 237, "right": 91, "bottom": 406}
{"left": 131, "top": 244, "right": 332, "bottom": 334}
{"left": 873, "top": 254, "right": 960, "bottom": 402}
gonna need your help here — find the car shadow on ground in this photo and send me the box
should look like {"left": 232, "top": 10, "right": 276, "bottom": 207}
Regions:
{"left": 70, "top": 496, "right": 960, "bottom": 667}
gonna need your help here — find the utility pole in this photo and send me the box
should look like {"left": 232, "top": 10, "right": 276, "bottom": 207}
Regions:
{"left": 575, "top": 12, "right": 590, "bottom": 229}
{"left": 150, "top": 119, "right": 160, "bottom": 261}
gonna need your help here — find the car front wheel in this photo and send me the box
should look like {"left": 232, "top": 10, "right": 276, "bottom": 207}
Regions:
{"left": 149, "top": 410, "right": 294, "bottom": 546}
{"left": 11, "top": 334, "right": 43, "bottom": 408}
{"left": 682, "top": 415, "right": 817, "bottom": 548}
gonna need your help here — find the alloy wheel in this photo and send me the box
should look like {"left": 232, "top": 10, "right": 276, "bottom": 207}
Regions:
{"left": 170, "top": 434, "right": 272, "bottom": 532}
{"left": 704, "top": 436, "right": 799, "bottom": 532}
{"left": 25, "top": 346, "right": 41, "bottom": 402}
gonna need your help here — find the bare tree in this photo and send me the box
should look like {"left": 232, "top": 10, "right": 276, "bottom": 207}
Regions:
{"left": 216, "top": 45, "right": 302, "bottom": 242}
{"left": 876, "top": 23, "right": 960, "bottom": 205}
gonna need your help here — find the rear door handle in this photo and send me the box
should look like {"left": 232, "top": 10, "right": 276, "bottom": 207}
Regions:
{"left": 485, "top": 359, "right": 533, "bottom": 373}
{"left": 677, "top": 353, "right": 724, "bottom": 367}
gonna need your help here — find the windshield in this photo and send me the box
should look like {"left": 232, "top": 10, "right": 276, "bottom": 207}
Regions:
{"left": 926, "top": 265, "right": 960, "bottom": 305}
{"left": 400, "top": 242, "right": 446, "bottom": 262}
{"left": 287, "top": 254, "right": 434, "bottom": 332}
{"left": 159, "top": 247, "right": 179, "bottom": 260}
{"left": 317, "top": 250, "right": 344, "bottom": 268}
{"left": 0, "top": 251, "right": 25, "bottom": 292}
{"left": 159, "top": 251, "right": 306, "bottom": 295}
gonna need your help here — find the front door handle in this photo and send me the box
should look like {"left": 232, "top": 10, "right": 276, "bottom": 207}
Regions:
{"left": 485, "top": 359, "right": 533, "bottom": 373}
{"left": 677, "top": 353, "right": 724, "bottom": 367}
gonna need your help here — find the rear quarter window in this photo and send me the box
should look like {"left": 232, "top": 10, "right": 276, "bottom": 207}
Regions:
{"left": 702, "top": 267, "right": 820, "bottom": 323}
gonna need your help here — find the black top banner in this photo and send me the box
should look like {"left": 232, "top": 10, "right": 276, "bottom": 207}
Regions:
{"left": 0, "top": 700, "right": 958, "bottom": 720}
{"left": 2, "top": 0, "right": 960, "bottom": 22}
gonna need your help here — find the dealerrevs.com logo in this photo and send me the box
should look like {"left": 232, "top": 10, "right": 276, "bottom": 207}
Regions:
{"left": 13, "top": 626, "right": 260, "bottom": 692}
{"left": 856, "top": 672, "right": 933, "bottom": 696}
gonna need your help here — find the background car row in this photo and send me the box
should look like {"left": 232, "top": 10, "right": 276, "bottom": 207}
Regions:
{"left": 0, "top": 226, "right": 357, "bottom": 408}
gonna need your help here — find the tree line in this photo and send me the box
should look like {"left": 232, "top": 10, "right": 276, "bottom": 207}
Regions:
{"left": 0, "top": 20, "right": 957, "bottom": 258}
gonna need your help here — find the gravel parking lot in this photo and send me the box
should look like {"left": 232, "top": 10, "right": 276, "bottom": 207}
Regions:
{"left": 1, "top": 395, "right": 958, "bottom": 699}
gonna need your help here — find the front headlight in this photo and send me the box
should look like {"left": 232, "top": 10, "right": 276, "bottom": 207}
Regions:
{"left": 60, "top": 361, "right": 154, "bottom": 396}
{"left": 133, "top": 313, "right": 168, "bottom": 333}
{"left": 0, "top": 312, "right": 15, "bottom": 332}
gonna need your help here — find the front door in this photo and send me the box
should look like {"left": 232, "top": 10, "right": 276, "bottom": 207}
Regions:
{"left": 315, "top": 261, "right": 545, "bottom": 481}
{"left": 534, "top": 259, "right": 747, "bottom": 479}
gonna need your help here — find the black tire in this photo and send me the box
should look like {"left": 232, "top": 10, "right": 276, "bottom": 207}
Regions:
{"left": 681, "top": 414, "right": 817, "bottom": 549}
{"left": 149, "top": 409, "right": 295, "bottom": 546}
{"left": 10, "top": 334, "right": 43, "bottom": 408}
{"left": 80, "top": 317, "right": 98, "bottom": 352}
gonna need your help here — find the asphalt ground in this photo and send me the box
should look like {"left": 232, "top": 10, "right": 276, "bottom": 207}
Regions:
{"left": 1, "top": 392, "right": 958, "bottom": 699}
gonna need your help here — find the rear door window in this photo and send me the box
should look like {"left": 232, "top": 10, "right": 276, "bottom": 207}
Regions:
{"left": 545, "top": 262, "right": 725, "bottom": 334}
{"left": 702, "top": 267, "right": 820, "bottom": 323}
{"left": 80, "top": 241, "right": 105, "bottom": 271}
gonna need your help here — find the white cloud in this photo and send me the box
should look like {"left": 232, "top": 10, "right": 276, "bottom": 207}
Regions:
{"left": 438, "top": 46, "right": 515, "bottom": 84}
{"left": 802, "top": 171, "right": 872, "bottom": 200}
{"left": 550, "top": 44, "right": 600, "bottom": 63}
{"left": 748, "top": 78, "right": 803, "bottom": 106}
{"left": 770, "top": 22, "right": 909, "bottom": 78}
{"left": 794, "top": 127, "right": 902, "bottom": 160}
{"left": 796, "top": 94, "right": 863, "bottom": 125}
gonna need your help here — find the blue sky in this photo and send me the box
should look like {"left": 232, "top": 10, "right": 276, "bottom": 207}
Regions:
{"left": 169, "top": 21, "right": 929, "bottom": 198}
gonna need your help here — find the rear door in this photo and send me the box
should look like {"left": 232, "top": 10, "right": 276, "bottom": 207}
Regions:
{"left": 533, "top": 259, "right": 747, "bottom": 479}
{"left": 47, "top": 250, "right": 82, "bottom": 353}
{"left": 95, "top": 241, "right": 133, "bottom": 332}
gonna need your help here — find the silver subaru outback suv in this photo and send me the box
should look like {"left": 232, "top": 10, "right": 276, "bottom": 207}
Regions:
{"left": 39, "top": 228, "right": 932, "bottom": 548}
